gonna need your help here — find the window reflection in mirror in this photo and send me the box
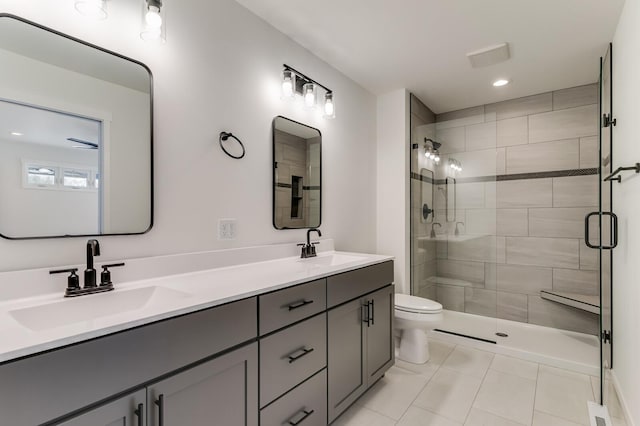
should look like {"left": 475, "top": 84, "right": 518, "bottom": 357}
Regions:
{"left": 0, "top": 14, "right": 152, "bottom": 239}
{"left": 272, "top": 116, "right": 321, "bottom": 229}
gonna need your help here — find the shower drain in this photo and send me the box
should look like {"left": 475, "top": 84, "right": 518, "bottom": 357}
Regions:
{"left": 495, "top": 332, "right": 509, "bottom": 337}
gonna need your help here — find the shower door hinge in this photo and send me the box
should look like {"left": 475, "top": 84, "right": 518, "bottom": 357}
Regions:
{"left": 603, "top": 113, "right": 617, "bottom": 128}
{"left": 602, "top": 330, "right": 612, "bottom": 344}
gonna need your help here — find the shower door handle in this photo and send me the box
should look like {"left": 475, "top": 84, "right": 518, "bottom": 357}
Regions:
{"left": 584, "top": 211, "right": 618, "bottom": 249}
{"left": 585, "top": 212, "right": 599, "bottom": 249}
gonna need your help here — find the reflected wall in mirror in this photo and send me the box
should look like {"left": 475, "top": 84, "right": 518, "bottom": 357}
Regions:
{"left": 272, "top": 116, "right": 321, "bottom": 229}
{"left": 0, "top": 14, "right": 152, "bottom": 239}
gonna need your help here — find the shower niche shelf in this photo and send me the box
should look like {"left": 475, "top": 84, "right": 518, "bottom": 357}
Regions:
{"left": 540, "top": 290, "right": 599, "bottom": 314}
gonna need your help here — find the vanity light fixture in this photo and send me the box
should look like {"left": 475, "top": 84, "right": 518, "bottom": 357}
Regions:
{"left": 303, "top": 82, "right": 316, "bottom": 108}
{"left": 424, "top": 138, "right": 441, "bottom": 162}
{"left": 281, "top": 64, "right": 335, "bottom": 118}
{"left": 140, "top": 0, "right": 166, "bottom": 42}
{"left": 74, "top": 0, "right": 108, "bottom": 20}
{"left": 448, "top": 158, "right": 462, "bottom": 172}
{"left": 324, "top": 92, "right": 335, "bottom": 119}
{"left": 493, "top": 78, "right": 510, "bottom": 87}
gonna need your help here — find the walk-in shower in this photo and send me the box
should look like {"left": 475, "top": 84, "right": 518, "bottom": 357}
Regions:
{"left": 409, "top": 58, "right": 615, "bottom": 406}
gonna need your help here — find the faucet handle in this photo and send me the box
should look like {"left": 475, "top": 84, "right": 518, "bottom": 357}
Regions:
{"left": 100, "top": 263, "right": 125, "bottom": 287}
{"left": 50, "top": 268, "right": 80, "bottom": 292}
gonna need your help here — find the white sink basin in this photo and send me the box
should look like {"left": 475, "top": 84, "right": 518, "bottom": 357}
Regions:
{"left": 297, "top": 253, "right": 364, "bottom": 267}
{"left": 10, "top": 286, "right": 192, "bottom": 332}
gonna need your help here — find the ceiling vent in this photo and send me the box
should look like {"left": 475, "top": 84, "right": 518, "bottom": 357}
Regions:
{"left": 467, "top": 43, "right": 510, "bottom": 68}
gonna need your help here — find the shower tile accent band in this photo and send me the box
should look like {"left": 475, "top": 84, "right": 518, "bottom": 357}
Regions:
{"left": 410, "top": 167, "right": 598, "bottom": 185}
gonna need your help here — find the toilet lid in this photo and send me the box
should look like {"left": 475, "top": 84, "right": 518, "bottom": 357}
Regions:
{"left": 395, "top": 294, "right": 442, "bottom": 313}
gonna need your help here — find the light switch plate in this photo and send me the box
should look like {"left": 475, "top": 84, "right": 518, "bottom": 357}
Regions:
{"left": 218, "top": 219, "right": 237, "bottom": 240}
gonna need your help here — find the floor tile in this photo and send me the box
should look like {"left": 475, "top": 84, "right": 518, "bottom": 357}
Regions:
{"left": 532, "top": 411, "right": 583, "bottom": 426}
{"left": 357, "top": 366, "right": 430, "bottom": 420}
{"left": 395, "top": 340, "right": 455, "bottom": 377}
{"left": 490, "top": 354, "right": 539, "bottom": 381}
{"left": 465, "top": 408, "right": 527, "bottom": 425}
{"left": 395, "top": 359, "right": 439, "bottom": 381}
{"left": 535, "top": 365, "right": 594, "bottom": 425}
{"left": 332, "top": 404, "right": 396, "bottom": 426}
{"left": 611, "top": 417, "right": 628, "bottom": 426}
{"left": 441, "top": 346, "right": 495, "bottom": 378}
{"left": 413, "top": 367, "right": 483, "bottom": 423}
{"left": 397, "top": 406, "right": 463, "bottom": 426}
{"left": 473, "top": 369, "right": 536, "bottom": 425}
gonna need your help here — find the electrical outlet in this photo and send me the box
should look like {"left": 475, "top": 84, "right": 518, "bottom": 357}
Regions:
{"left": 218, "top": 219, "right": 237, "bottom": 240}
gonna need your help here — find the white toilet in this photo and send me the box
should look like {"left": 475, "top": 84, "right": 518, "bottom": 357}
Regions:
{"left": 394, "top": 294, "right": 444, "bottom": 364}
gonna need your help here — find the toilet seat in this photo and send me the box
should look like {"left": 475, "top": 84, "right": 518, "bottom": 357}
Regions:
{"left": 395, "top": 294, "right": 442, "bottom": 314}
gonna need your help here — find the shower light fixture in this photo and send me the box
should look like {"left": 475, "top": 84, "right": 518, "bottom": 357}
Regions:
{"left": 141, "top": 0, "right": 166, "bottom": 42}
{"left": 74, "top": 0, "right": 108, "bottom": 20}
{"left": 281, "top": 64, "right": 335, "bottom": 118}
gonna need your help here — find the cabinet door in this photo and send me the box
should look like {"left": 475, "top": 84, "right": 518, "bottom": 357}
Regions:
{"left": 365, "top": 285, "right": 394, "bottom": 386}
{"left": 327, "top": 298, "right": 367, "bottom": 423}
{"left": 147, "top": 342, "right": 258, "bottom": 426}
{"left": 57, "top": 389, "right": 145, "bottom": 426}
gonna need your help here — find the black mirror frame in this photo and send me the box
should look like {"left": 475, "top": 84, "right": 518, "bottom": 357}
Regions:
{"left": 0, "top": 14, "right": 154, "bottom": 240}
{"left": 272, "top": 115, "right": 322, "bottom": 230}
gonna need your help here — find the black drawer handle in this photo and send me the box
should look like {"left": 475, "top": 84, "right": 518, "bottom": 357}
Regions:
{"left": 288, "top": 299, "right": 314, "bottom": 311}
{"left": 287, "top": 347, "right": 314, "bottom": 363}
{"left": 155, "top": 394, "right": 164, "bottom": 426}
{"left": 288, "top": 409, "right": 314, "bottom": 425}
{"left": 134, "top": 403, "right": 144, "bottom": 426}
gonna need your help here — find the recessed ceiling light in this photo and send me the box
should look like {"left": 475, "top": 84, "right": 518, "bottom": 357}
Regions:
{"left": 493, "top": 79, "right": 510, "bottom": 87}
{"left": 11, "top": 132, "right": 23, "bottom": 136}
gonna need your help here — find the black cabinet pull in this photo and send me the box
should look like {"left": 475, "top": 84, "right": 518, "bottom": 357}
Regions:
{"left": 288, "top": 409, "right": 314, "bottom": 425}
{"left": 362, "top": 302, "right": 370, "bottom": 327}
{"left": 134, "top": 403, "right": 144, "bottom": 426}
{"left": 288, "top": 299, "right": 314, "bottom": 311}
{"left": 155, "top": 394, "right": 164, "bottom": 426}
{"left": 287, "top": 347, "right": 314, "bottom": 363}
{"left": 370, "top": 299, "right": 375, "bottom": 325}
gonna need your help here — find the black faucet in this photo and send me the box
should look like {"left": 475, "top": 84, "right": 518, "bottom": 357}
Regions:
{"left": 299, "top": 228, "right": 322, "bottom": 258}
{"left": 84, "top": 239, "right": 101, "bottom": 288}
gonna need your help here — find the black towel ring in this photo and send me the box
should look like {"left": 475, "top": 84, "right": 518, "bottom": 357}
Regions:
{"left": 219, "top": 131, "right": 246, "bottom": 159}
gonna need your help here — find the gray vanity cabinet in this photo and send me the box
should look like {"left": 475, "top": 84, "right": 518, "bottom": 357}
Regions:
{"left": 57, "top": 389, "right": 146, "bottom": 426}
{"left": 147, "top": 342, "right": 258, "bottom": 426}
{"left": 326, "top": 261, "right": 394, "bottom": 423}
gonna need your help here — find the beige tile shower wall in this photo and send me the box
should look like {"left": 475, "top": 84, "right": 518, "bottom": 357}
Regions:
{"left": 428, "top": 84, "right": 599, "bottom": 335}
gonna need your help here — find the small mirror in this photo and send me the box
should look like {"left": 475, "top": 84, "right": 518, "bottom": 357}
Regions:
{"left": 272, "top": 116, "right": 321, "bottom": 229}
{"left": 0, "top": 15, "right": 152, "bottom": 239}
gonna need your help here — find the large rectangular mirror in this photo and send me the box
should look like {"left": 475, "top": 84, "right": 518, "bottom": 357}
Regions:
{"left": 0, "top": 14, "right": 152, "bottom": 239}
{"left": 272, "top": 116, "right": 321, "bottom": 229}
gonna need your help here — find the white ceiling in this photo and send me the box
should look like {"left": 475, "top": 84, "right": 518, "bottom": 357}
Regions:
{"left": 235, "top": 0, "right": 625, "bottom": 113}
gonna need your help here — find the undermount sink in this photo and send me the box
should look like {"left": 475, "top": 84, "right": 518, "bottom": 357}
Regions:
{"left": 10, "top": 286, "right": 192, "bottom": 332}
{"left": 297, "top": 253, "right": 364, "bottom": 267}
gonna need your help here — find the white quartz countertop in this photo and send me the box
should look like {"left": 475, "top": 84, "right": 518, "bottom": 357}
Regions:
{"left": 0, "top": 251, "right": 392, "bottom": 364}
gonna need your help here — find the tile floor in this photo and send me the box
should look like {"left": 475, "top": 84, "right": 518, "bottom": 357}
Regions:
{"left": 332, "top": 338, "right": 627, "bottom": 426}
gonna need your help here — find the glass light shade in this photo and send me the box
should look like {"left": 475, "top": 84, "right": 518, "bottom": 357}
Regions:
{"left": 141, "top": 0, "right": 166, "bottom": 42}
{"left": 75, "top": 0, "right": 108, "bottom": 20}
{"left": 303, "top": 83, "right": 316, "bottom": 108}
{"left": 282, "top": 70, "right": 294, "bottom": 98}
{"left": 324, "top": 92, "right": 335, "bottom": 118}
{"left": 425, "top": 148, "right": 431, "bottom": 158}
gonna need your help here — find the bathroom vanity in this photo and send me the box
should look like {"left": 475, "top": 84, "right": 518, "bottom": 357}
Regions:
{"left": 0, "top": 252, "right": 394, "bottom": 426}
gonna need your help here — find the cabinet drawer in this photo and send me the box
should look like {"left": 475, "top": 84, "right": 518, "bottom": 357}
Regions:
{"left": 260, "top": 313, "right": 327, "bottom": 406}
{"left": 259, "top": 279, "right": 326, "bottom": 335}
{"left": 260, "top": 370, "right": 327, "bottom": 426}
{"left": 327, "top": 261, "right": 393, "bottom": 308}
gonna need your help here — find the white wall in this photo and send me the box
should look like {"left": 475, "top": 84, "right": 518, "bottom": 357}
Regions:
{"left": 376, "top": 90, "right": 410, "bottom": 293}
{"left": 612, "top": 0, "right": 640, "bottom": 423}
{"left": 0, "top": 0, "right": 377, "bottom": 271}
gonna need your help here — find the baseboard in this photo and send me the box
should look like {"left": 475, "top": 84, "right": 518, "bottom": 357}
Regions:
{"left": 610, "top": 369, "right": 635, "bottom": 426}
